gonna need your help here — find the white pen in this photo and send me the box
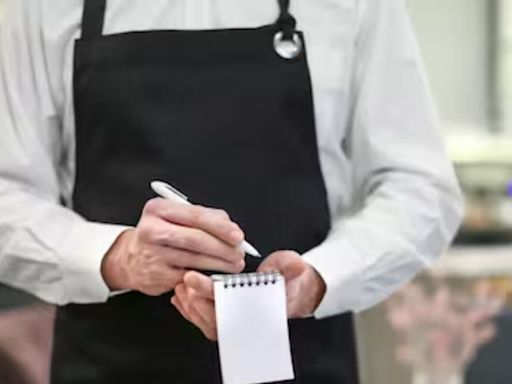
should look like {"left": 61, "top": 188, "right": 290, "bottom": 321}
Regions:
{"left": 151, "top": 180, "right": 262, "bottom": 258}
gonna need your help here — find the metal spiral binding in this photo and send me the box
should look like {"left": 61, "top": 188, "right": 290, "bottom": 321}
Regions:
{"left": 213, "top": 272, "right": 281, "bottom": 289}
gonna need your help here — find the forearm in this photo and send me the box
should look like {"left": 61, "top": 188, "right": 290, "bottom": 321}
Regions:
{"left": 0, "top": 181, "right": 128, "bottom": 305}
{"left": 303, "top": 171, "right": 463, "bottom": 318}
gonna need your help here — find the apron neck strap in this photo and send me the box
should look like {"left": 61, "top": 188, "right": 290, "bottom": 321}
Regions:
{"left": 81, "top": 0, "right": 106, "bottom": 40}
{"left": 80, "top": 0, "right": 297, "bottom": 40}
{"left": 276, "top": 0, "right": 297, "bottom": 40}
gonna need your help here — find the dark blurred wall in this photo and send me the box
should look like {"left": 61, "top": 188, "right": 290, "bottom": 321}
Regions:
{"left": 467, "top": 312, "right": 512, "bottom": 384}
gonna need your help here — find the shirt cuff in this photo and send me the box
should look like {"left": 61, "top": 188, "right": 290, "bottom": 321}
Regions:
{"left": 57, "top": 222, "right": 130, "bottom": 304}
{"left": 110, "top": 289, "right": 131, "bottom": 297}
{"left": 302, "top": 236, "right": 365, "bottom": 319}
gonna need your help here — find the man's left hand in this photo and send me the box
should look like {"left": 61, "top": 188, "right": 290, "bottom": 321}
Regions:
{"left": 171, "top": 250, "right": 326, "bottom": 341}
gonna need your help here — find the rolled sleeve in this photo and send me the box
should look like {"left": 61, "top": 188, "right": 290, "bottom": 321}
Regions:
{"left": 58, "top": 222, "right": 129, "bottom": 304}
{"left": 303, "top": 237, "right": 364, "bottom": 318}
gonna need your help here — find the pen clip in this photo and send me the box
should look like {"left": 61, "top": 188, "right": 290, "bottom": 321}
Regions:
{"left": 151, "top": 181, "right": 189, "bottom": 201}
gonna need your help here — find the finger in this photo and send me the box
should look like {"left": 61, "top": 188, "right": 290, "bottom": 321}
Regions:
{"left": 156, "top": 219, "right": 245, "bottom": 263}
{"left": 175, "top": 285, "right": 217, "bottom": 340}
{"left": 194, "top": 296, "right": 216, "bottom": 327}
{"left": 258, "top": 251, "right": 306, "bottom": 281}
{"left": 150, "top": 245, "right": 245, "bottom": 274}
{"left": 188, "top": 301, "right": 217, "bottom": 341}
{"left": 174, "top": 283, "right": 188, "bottom": 306}
{"left": 171, "top": 294, "right": 192, "bottom": 323}
{"left": 184, "top": 271, "right": 215, "bottom": 300}
{"left": 171, "top": 295, "right": 185, "bottom": 316}
{"left": 144, "top": 198, "right": 244, "bottom": 247}
{"left": 175, "top": 284, "right": 199, "bottom": 323}
{"left": 188, "top": 289, "right": 217, "bottom": 329}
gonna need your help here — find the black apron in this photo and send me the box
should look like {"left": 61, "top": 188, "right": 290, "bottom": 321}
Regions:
{"left": 52, "top": 0, "right": 358, "bottom": 382}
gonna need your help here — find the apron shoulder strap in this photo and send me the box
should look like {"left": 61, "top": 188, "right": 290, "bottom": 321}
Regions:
{"left": 276, "top": 0, "right": 297, "bottom": 39}
{"left": 81, "top": 0, "right": 106, "bottom": 40}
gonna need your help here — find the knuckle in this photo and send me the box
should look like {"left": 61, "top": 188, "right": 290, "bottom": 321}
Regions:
{"left": 168, "top": 230, "right": 187, "bottom": 249}
{"left": 189, "top": 205, "right": 206, "bottom": 227}
{"left": 164, "top": 226, "right": 182, "bottom": 246}
{"left": 229, "top": 227, "right": 244, "bottom": 244}
{"left": 140, "top": 248, "right": 153, "bottom": 261}
{"left": 226, "top": 249, "right": 244, "bottom": 263}
{"left": 138, "top": 220, "right": 169, "bottom": 245}
{"left": 229, "top": 259, "right": 245, "bottom": 273}
{"left": 137, "top": 221, "right": 153, "bottom": 241}
{"left": 236, "top": 259, "right": 246, "bottom": 272}
{"left": 147, "top": 227, "right": 166, "bottom": 244}
{"left": 212, "top": 208, "right": 230, "bottom": 220}
{"left": 182, "top": 232, "right": 201, "bottom": 251}
{"left": 143, "top": 198, "right": 162, "bottom": 215}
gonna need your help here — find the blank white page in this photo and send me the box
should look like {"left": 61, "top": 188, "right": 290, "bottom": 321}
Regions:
{"left": 214, "top": 273, "right": 294, "bottom": 384}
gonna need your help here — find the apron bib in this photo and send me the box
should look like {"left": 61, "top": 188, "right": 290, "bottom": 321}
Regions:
{"left": 52, "top": 0, "right": 358, "bottom": 382}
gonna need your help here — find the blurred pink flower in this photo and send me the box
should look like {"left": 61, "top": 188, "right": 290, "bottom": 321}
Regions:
{"left": 386, "top": 279, "right": 504, "bottom": 379}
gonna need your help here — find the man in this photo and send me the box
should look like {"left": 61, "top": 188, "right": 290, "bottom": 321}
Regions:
{"left": 0, "top": 0, "right": 462, "bottom": 383}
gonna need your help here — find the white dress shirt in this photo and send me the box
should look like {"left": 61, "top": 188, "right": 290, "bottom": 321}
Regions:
{"left": 0, "top": 0, "right": 463, "bottom": 318}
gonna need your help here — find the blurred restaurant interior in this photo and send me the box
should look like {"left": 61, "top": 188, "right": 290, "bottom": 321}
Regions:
{"left": 358, "top": 0, "right": 512, "bottom": 383}
{"left": 1, "top": 0, "right": 512, "bottom": 383}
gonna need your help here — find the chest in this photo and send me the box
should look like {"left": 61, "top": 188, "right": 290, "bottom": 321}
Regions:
{"left": 100, "top": 0, "right": 359, "bottom": 92}
{"left": 57, "top": 0, "right": 358, "bottom": 151}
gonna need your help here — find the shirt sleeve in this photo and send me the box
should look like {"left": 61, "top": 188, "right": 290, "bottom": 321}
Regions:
{"left": 0, "top": 0, "right": 128, "bottom": 306}
{"left": 302, "top": 0, "right": 464, "bottom": 318}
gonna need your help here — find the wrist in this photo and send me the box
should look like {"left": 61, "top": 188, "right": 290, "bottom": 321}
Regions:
{"left": 101, "top": 229, "right": 133, "bottom": 291}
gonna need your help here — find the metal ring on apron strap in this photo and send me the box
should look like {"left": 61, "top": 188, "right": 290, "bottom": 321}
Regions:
{"left": 273, "top": 31, "right": 302, "bottom": 59}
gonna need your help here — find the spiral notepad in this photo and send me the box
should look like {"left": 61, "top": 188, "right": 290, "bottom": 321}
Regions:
{"left": 213, "top": 272, "right": 295, "bottom": 384}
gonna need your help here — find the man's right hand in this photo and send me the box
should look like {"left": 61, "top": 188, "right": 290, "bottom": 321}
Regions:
{"left": 101, "top": 198, "right": 246, "bottom": 296}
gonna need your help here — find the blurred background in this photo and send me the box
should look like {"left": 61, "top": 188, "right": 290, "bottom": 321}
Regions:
{"left": 358, "top": 1, "right": 512, "bottom": 383}
{"left": 1, "top": 0, "right": 511, "bottom": 383}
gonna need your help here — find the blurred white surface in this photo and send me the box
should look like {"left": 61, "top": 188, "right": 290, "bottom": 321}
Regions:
{"left": 434, "top": 246, "right": 512, "bottom": 277}
{"left": 407, "top": 0, "right": 491, "bottom": 131}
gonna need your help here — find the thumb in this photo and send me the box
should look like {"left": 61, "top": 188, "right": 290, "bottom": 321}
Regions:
{"left": 258, "top": 251, "right": 306, "bottom": 281}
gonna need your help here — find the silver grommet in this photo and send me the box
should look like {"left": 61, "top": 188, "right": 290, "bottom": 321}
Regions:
{"left": 273, "top": 31, "right": 303, "bottom": 60}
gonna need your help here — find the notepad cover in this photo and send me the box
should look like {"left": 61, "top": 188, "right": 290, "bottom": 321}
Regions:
{"left": 214, "top": 274, "right": 294, "bottom": 384}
